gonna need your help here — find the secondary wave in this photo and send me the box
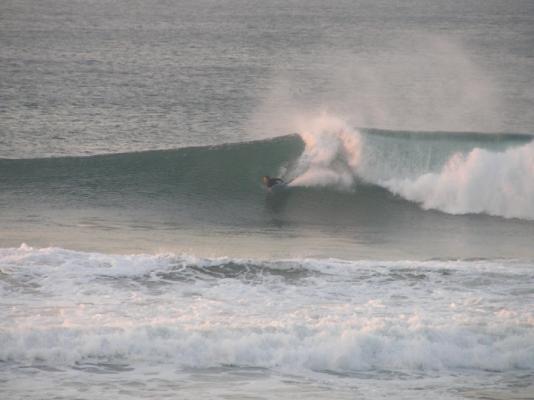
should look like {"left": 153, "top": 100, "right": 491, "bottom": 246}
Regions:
{"left": 1, "top": 245, "right": 533, "bottom": 373}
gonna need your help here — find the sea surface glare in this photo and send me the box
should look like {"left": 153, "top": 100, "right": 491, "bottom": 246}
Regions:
{"left": 1, "top": 1, "right": 534, "bottom": 399}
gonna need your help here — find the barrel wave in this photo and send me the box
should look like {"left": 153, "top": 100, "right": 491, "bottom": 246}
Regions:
{"left": 2, "top": 120, "right": 533, "bottom": 223}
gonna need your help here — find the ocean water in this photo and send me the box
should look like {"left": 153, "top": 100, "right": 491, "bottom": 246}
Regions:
{"left": 1, "top": 1, "right": 534, "bottom": 399}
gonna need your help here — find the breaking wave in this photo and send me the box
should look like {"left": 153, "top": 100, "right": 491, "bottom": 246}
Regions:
{"left": 1, "top": 117, "right": 533, "bottom": 220}
{"left": 286, "top": 113, "right": 534, "bottom": 220}
{"left": 1, "top": 244, "right": 533, "bottom": 373}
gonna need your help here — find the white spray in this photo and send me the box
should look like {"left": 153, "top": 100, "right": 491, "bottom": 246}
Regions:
{"left": 287, "top": 113, "right": 363, "bottom": 189}
{"left": 248, "top": 33, "right": 534, "bottom": 220}
{"left": 287, "top": 112, "right": 534, "bottom": 220}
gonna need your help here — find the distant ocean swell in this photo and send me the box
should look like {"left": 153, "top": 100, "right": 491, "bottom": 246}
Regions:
{"left": 1, "top": 245, "right": 533, "bottom": 373}
{"left": 1, "top": 117, "right": 533, "bottom": 220}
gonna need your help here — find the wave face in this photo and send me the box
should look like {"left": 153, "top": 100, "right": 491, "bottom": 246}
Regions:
{"left": 2, "top": 120, "right": 534, "bottom": 263}
{"left": 0, "top": 134, "right": 303, "bottom": 201}
{"left": 1, "top": 244, "right": 533, "bottom": 373}
{"left": 2, "top": 121, "right": 533, "bottom": 223}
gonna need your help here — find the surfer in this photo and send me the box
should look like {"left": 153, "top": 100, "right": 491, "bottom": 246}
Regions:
{"left": 262, "top": 175, "right": 285, "bottom": 189}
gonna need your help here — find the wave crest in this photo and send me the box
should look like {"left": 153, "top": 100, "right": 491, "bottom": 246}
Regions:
{"left": 287, "top": 113, "right": 534, "bottom": 220}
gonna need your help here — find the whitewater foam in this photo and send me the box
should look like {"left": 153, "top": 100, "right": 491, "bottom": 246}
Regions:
{"left": 288, "top": 113, "right": 534, "bottom": 220}
{"left": 384, "top": 141, "right": 534, "bottom": 220}
{"left": 1, "top": 245, "right": 533, "bottom": 374}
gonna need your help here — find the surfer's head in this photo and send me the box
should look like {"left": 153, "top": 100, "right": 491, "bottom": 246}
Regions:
{"left": 262, "top": 176, "right": 270, "bottom": 185}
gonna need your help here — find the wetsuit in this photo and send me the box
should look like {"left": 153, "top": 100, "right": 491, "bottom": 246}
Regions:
{"left": 263, "top": 176, "right": 284, "bottom": 188}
